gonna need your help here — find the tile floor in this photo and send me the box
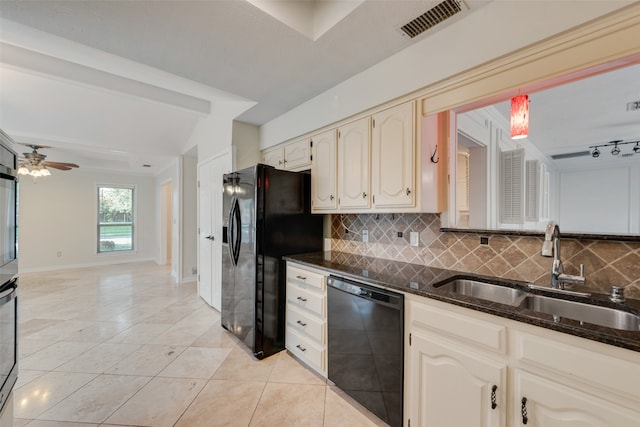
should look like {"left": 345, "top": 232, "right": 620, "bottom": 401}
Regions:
{"left": 13, "top": 262, "right": 387, "bottom": 427}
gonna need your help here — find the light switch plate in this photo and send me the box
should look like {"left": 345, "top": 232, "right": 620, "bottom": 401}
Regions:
{"left": 362, "top": 229, "right": 369, "bottom": 243}
{"left": 410, "top": 232, "right": 419, "bottom": 246}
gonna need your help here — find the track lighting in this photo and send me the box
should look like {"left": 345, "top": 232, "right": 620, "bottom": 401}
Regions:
{"left": 589, "top": 139, "right": 640, "bottom": 158}
{"left": 611, "top": 142, "right": 620, "bottom": 155}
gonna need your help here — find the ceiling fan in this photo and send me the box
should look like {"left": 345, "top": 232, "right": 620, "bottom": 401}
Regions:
{"left": 18, "top": 144, "right": 79, "bottom": 177}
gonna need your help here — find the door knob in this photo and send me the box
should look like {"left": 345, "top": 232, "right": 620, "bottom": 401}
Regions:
{"left": 205, "top": 235, "right": 214, "bottom": 241}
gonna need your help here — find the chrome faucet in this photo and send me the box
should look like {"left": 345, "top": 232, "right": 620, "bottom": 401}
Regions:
{"left": 541, "top": 223, "right": 586, "bottom": 289}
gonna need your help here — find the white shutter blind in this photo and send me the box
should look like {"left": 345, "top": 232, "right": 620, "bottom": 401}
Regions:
{"left": 500, "top": 148, "right": 524, "bottom": 224}
{"left": 525, "top": 159, "right": 539, "bottom": 222}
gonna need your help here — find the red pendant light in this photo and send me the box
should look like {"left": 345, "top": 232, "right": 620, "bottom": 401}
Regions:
{"left": 510, "top": 94, "right": 529, "bottom": 139}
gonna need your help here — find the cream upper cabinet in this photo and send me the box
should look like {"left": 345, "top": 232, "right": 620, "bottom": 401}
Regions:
{"left": 284, "top": 138, "right": 311, "bottom": 171}
{"left": 371, "top": 101, "right": 415, "bottom": 208}
{"left": 262, "top": 138, "right": 311, "bottom": 171}
{"left": 262, "top": 146, "right": 284, "bottom": 169}
{"left": 311, "top": 129, "right": 337, "bottom": 212}
{"left": 337, "top": 117, "right": 370, "bottom": 210}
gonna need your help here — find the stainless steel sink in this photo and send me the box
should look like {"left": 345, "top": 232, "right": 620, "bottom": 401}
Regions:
{"left": 520, "top": 295, "right": 640, "bottom": 331}
{"left": 435, "top": 279, "right": 528, "bottom": 306}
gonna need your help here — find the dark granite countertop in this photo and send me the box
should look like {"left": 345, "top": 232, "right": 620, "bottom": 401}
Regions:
{"left": 285, "top": 251, "right": 640, "bottom": 352}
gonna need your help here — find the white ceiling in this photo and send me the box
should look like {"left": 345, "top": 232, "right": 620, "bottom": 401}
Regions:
{"left": 0, "top": 0, "right": 489, "bottom": 174}
{"left": 0, "top": 0, "right": 636, "bottom": 175}
{"left": 484, "top": 62, "right": 640, "bottom": 170}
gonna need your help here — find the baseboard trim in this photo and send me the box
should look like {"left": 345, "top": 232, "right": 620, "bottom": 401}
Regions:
{"left": 18, "top": 257, "right": 157, "bottom": 274}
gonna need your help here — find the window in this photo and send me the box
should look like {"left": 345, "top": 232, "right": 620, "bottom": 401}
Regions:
{"left": 97, "top": 185, "right": 134, "bottom": 253}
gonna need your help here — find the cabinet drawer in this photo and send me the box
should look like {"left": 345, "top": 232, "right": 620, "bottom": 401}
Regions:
{"left": 409, "top": 299, "right": 506, "bottom": 354}
{"left": 287, "top": 283, "right": 325, "bottom": 318}
{"left": 515, "top": 331, "right": 640, "bottom": 401}
{"left": 287, "top": 265, "right": 326, "bottom": 291}
{"left": 287, "top": 304, "right": 325, "bottom": 345}
{"left": 286, "top": 327, "right": 325, "bottom": 374}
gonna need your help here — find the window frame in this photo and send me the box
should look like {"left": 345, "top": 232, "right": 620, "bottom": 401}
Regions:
{"left": 96, "top": 184, "right": 136, "bottom": 254}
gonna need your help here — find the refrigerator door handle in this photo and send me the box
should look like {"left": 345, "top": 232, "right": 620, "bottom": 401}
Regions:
{"left": 228, "top": 197, "right": 241, "bottom": 267}
{"left": 227, "top": 197, "right": 237, "bottom": 266}
{"left": 232, "top": 198, "right": 242, "bottom": 265}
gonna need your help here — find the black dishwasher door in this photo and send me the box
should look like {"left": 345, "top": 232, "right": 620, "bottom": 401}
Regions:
{"left": 327, "top": 276, "right": 404, "bottom": 427}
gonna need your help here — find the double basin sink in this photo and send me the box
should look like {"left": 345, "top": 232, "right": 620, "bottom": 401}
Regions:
{"left": 435, "top": 278, "right": 640, "bottom": 332}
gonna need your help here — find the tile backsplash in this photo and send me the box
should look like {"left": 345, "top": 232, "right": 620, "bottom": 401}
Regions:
{"left": 330, "top": 213, "right": 640, "bottom": 299}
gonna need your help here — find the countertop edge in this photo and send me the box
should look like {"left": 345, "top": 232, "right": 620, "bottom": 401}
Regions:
{"left": 285, "top": 252, "right": 640, "bottom": 353}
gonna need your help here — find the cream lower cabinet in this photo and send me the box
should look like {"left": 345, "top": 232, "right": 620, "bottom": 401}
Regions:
{"left": 285, "top": 262, "right": 328, "bottom": 377}
{"left": 405, "top": 295, "right": 640, "bottom": 427}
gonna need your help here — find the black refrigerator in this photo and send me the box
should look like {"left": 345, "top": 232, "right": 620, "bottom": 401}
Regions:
{"left": 221, "top": 164, "right": 323, "bottom": 359}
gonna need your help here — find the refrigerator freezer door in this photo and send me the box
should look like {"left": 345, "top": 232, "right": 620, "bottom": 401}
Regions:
{"left": 221, "top": 167, "right": 258, "bottom": 355}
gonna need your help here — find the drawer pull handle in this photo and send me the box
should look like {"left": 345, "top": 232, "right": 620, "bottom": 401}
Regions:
{"left": 521, "top": 397, "right": 528, "bottom": 424}
{"left": 296, "top": 344, "right": 307, "bottom": 352}
{"left": 296, "top": 320, "right": 307, "bottom": 327}
{"left": 490, "top": 385, "right": 497, "bottom": 410}
{"left": 296, "top": 296, "right": 307, "bottom": 302}
{"left": 296, "top": 275, "right": 307, "bottom": 280}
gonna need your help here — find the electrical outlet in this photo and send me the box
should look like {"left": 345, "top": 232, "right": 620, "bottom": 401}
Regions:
{"left": 397, "top": 231, "right": 403, "bottom": 238}
{"left": 480, "top": 236, "right": 489, "bottom": 245}
{"left": 362, "top": 229, "right": 369, "bottom": 243}
{"left": 410, "top": 232, "right": 419, "bottom": 247}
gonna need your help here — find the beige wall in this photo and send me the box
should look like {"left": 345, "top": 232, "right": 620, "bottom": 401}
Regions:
{"left": 18, "top": 169, "right": 156, "bottom": 272}
{"left": 232, "top": 120, "right": 260, "bottom": 170}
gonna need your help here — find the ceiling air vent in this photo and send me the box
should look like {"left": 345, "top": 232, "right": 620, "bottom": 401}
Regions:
{"left": 400, "top": 0, "right": 464, "bottom": 38}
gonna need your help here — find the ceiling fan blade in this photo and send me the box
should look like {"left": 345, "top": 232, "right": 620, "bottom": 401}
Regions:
{"left": 42, "top": 161, "right": 79, "bottom": 170}
{"left": 18, "top": 143, "right": 52, "bottom": 150}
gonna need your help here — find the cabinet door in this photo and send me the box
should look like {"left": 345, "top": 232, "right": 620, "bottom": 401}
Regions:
{"left": 338, "top": 117, "right": 370, "bottom": 209}
{"left": 311, "top": 129, "right": 337, "bottom": 211}
{"left": 371, "top": 101, "right": 416, "bottom": 208}
{"left": 284, "top": 138, "right": 311, "bottom": 170}
{"left": 513, "top": 370, "right": 640, "bottom": 427}
{"left": 262, "top": 147, "right": 284, "bottom": 169}
{"left": 408, "top": 332, "right": 506, "bottom": 427}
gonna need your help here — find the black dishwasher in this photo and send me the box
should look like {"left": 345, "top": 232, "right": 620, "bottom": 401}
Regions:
{"left": 327, "top": 275, "right": 404, "bottom": 427}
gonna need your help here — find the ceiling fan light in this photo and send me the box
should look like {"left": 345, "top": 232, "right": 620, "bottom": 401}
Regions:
{"left": 510, "top": 94, "right": 529, "bottom": 140}
{"left": 40, "top": 167, "right": 51, "bottom": 176}
{"left": 17, "top": 165, "right": 30, "bottom": 175}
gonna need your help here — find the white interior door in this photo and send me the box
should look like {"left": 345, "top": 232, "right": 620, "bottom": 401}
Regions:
{"left": 197, "top": 151, "right": 232, "bottom": 311}
{"left": 197, "top": 161, "right": 214, "bottom": 307}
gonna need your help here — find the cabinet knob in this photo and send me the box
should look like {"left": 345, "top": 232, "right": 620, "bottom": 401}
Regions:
{"left": 330, "top": 195, "right": 334, "bottom": 201}
{"left": 296, "top": 296, "right": 307, "bottom": 303}
{"left": 521, "top": 397, "right": 528, "bottom": 424}
{"left": 296, "top": 275, "right": 307, "bottom": 281}
{"left": 278, "top": 160, "right": 283, "bottom": 165}
{"left": 362, "top": 192, "right": 367, "bottom": 198}
{"left": 406, "top": 188, "right": 412, "bottom": 196}
{"left": 296, "top": 344, "right": 307, "bottom": 352}
{"left": 296, "top": 320, "right": 307, "bottom": 327}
